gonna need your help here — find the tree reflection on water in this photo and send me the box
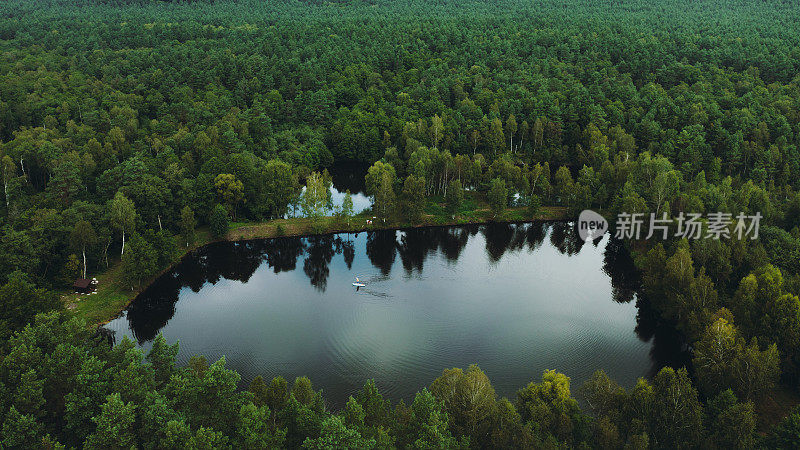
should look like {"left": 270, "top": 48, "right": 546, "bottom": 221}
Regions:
{"left": 118, "top": 222, "right": 687, "bottom": 378}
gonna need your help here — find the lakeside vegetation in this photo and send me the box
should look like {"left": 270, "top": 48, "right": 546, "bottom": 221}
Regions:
{"left": 5, "top": 311, "right": 799, "bottom": 449}
{"left": 1, "top": 0, "right": 800, "bottom": 447}
{"left": 66, "top": 194, "right": 567, "bottom": 325}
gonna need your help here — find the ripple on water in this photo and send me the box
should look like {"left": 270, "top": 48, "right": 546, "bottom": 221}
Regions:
{"left": 105, "top": 224, "right": 674, "bottom": 408}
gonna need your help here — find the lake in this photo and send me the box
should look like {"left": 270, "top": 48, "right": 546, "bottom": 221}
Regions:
{"left": 105, "top": 222, "right": 683, "bottom": 408}
{"left": 287, "top": 161, "right": 372, "bottom": 218}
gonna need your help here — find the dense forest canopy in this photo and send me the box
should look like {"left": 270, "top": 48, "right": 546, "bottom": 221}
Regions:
{"left": 1, "top": 0, "right": 800, "bottom": 447}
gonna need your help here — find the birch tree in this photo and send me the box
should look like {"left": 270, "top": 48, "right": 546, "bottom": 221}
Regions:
{"left": 70, "top": 220, "right": 97, "bottom": 279}
{"left": 109, "top": 191, "right": 136, "bottom": 257}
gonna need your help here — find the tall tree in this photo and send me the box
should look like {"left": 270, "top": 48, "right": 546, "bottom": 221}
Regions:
{"left": 704, "top": 390, "right": 756, "bottom": 449}
{"left": 70, "top": 220, "right": 96, "bottom": 279}
{"left": 214, "top": 173, "right": 244, "bottom": 220}
{"left": 1, "top": 155, "right": 14, "bottom": 208}
{"left": 553, "top": 166, "right": 575, "bottom": 206}
{"left": 445, "top": 179, "right": 463, "bottom": 218}
{"left": 430, "top": 115, "right": 444, "bottom": 149}
{"left": 366, "top": 161, "right": 397, "bottom": 221}
{"left": 650, "top": 367, "right": 703, "bottom": 448}
{"left": 469, "top": 129, "right": 480, "bottom": 155}
{"left": 301, "top": 172, "right": 329, "bottom": 219}
{"left": 374, "top": 172, "right": 396, "bottom": 222}
{"left": 693, "top": 315, "right": 780, "bottom": 401}
{"left": 341, "top": 191, "right": 354, "bottom": 226}
{"left": 487, "top": 118, "right": 504, "bottom": 156}
{"left": 84, "top": 394, "right": 137, "bottom": 449}
{"left": 179, "top": 206, "right": 196, "bottom": 248}
{"left": 487, "top": 178, "right": 508, "bottom": 218}
{"left": 0, "top": 272, "right": 59, "bottom": 341}
{"left": 430, "top": 365, "right": 496, "bottom": 447}
{"left": 209, "top": 204, "right": 230, "bottom": 239}
{"left": 515, "top": 370, "right": 583, "bottom": 444}
{"left": 401, "top": 175, "right": 426, "bottom": 223}
{"left": 302, "top": 415, "right": 374, "bottom": 449}
{"left": 121, "top": 233, "right": 157, "bottom": 290}
{"left": 506, "top": 114, "right": 518, "bottom": 153}
{"left": 108, "top": 191, "right": 136, "bottom": 257}
{"left": 263, "top": 159, "right": 297, "bottom": 219}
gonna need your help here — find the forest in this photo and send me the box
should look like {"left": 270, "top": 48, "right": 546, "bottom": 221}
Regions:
{"left": 1, "top": 0, "right": 800, "bottom": 447}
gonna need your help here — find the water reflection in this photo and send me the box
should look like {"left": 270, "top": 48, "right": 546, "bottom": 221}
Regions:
{"left": 132, "top": 222, "right": 593, "bottom": 310}
{"left": 304, "top": 235, "right": 337, "bottom": 291}
{"left": 108, "top": 222, "right": 685, "bottom": 407}
{"left": 290, "top": 161, "right": 372, "bottom": 218}
{"left": 327, "top": 161, "right": 369, "bottom": 196}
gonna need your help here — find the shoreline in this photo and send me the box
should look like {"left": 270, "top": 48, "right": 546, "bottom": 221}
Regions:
{"left": 71, "top": 206, "right": 800, "bottom": 431}
{"left": 68, "top": 205, "right": 569, "bottom": 326}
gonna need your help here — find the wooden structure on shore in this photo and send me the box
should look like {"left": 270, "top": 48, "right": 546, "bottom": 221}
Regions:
{"left": 73, "top": 278, "right": 96, "bottom": 294}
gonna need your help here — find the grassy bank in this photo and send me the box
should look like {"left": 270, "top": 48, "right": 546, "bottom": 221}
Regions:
{"left": 63, "top": 195, "right": 568, "bottom": 325}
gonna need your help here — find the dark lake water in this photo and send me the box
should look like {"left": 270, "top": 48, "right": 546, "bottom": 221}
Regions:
{"left": 105, "top": 222, "right": 683, "bottom": 408}
{"left": 288, "top": 161, "right": 372, "bottom": 218}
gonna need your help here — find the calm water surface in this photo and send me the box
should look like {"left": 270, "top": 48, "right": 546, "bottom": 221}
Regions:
{"left": 106, "top": 223, "right": 680, "bottom": 407}
{"left": 288, "top": 161, "right": 372, "bottom": 218}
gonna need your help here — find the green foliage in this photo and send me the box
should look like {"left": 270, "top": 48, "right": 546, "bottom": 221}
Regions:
{"left": 148, "top": 229, "right": 178, "bottom": 268}
{"left": 301, "top": 172, "right": 331, "bottom": 220}
{"left": 693, "top": 315, "right": 780, "bottom": 401}
{"left": 340, "top": 191, "right": 354, "bottom": 225}
{"left": 527, "top": 193, "right": 541, "bottom": 216}
{"left": 209, "top": 204, "right": 230, "bottom": 239}
{"left": 0, "top": 0, "right": 800, "bottom": 445}
{"left": 70, "top": 220, "right": 97, "bottom": 279}
{"left": 214, "top": 173, "right": 244, "bottom": 220}
{"left": 179, "top": 206, "right": 196, "bottom": 248}
{"left": 366, "top": 161, "right": 397, "bottom": 221}
{"left": 0, "top": 312, "right": 788, "bottom": 448}
{"left": 401, "top": 175, "right": 426, "bottom": 223}
{"left": 356, "top": 380, "right": 391, "bottom": 431}
{"left": 267, "top": 377, "right": 290, "bottom": 412}
{"left": 84, "top": 393, "right": 137, "bottom": 450}
{"left": 640, "top": 240, "right": 719, "bottom": 340}
{"left": 120, "top": 233, "right": 157, "bottom": 289}
{"left": 60, "top": 254, "right": 82, "bottom": 286}
{"left": 445, "top": 179, "right": 463, "bottom": 218}
{"left": 235, "top": 403, "right": 286, "bottom": 448}
{"left": 704, "top": 390, "right": 756, "bottom": 449}
{"left": 108, "top": 191, "right": 136, "bottom": 257}
{"left": 263, "top": 159, "right": 299, "bottom": 220}
{"left": 580, "top": 370, "right": 626, "bottom": 423}
{"left": 487, "top": 178, "right": 508, "bottom": 218}
{"left": 553, "top": 166, "right": 575, "bottom": 206}
{"left": 302, "top": 415, "right": 374, "bottom": 449}
{"left": 650, "top": 367, "right": 704, "bottom": 448}
{"left": 516, "top": 369, "right": 586, "bottom": 444}
{"left": 761, "top": 226, "right": 800, "bottom": 275}
{"left": 249, "top": 375, "right": 269, "bottom": 407}
{"left": 429, "top": 364, "right": 496, "bottom": 447}
{"left": 765, "top": 406, "right": 800, "bottom": 449}
{"left": 1, "top": 406, "right": 52, "bottom": 448}
{"left": 401, "top": 389, "right": 467, "bottom": 449}
{"left": 147, "top": 334, "right": 179, "bottom": 387}
{"left": 580, "top": 367, "right": 756, "bottom": 449}
{"left": 0, "top": 271, "right": 59, "bottom": 341}
{"left": 292, "top": 376, "right": 317, "bottom": 407}
{"left": 343, "top": 397, "right": 365, "bottom": 429}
